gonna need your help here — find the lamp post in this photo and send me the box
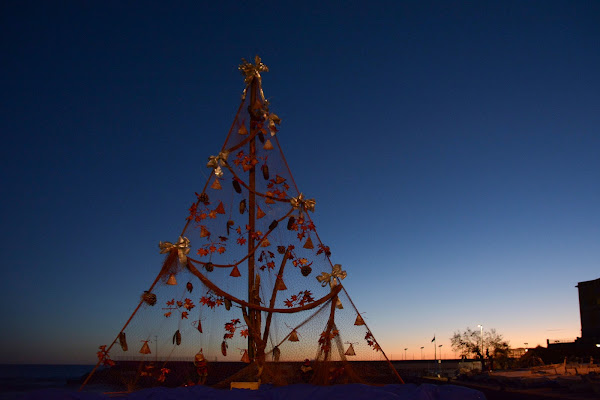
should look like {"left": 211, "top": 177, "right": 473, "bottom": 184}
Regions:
{"left": 420, "top": 346, "right": 424, "bottom": 360}
{"left": 439, "top": 344, "right": 443, "bottom": 360}
{"left": 477, "top": 324, "right": 483, "bottom": 358}
{"left": 404, "top": 348, "right": 408, "bottom": 360}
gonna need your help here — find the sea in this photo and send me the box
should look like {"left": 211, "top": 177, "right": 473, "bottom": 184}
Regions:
{"left": 0, "top": 364, "right": 109, "bottom": 399}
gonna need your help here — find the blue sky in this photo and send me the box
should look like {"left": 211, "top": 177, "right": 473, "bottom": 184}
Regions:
{"left": 1, "top": 1, "right": 599, "bottom": 363}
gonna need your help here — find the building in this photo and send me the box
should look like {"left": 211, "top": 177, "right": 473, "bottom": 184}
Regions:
{"left": 576, "top": 277, "right": 600, "bottom": 343}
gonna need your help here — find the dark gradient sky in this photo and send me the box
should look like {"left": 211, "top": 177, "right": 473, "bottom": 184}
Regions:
{"left": 1, "top": 1, "right": 599, "bottom": 363}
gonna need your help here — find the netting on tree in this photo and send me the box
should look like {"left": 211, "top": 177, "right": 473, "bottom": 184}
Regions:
{"left": 82, "top": 57, "right": 402, "bottom": 392}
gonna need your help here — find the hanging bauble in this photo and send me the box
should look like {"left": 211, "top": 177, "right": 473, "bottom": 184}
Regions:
{"left": 275, "top": 277, "right": 287, "bottom": 291}
{"left": 205, "top": 262, "right": 214, "bottom": 272}
{"left": 277, "top": 245, "right": 286, "bottom": 254}
{"left": 215, "top": 201, "right": 226, "bottom": 214}
{"left": 268, "top": 220, "right": 278, "bottom": 230}
{"left": 336, "top": 298, "right": 343, "bottom": 309}
{"left": 288, "top": 330, "right": 299, "bottom": 342}
{"left": 232, "top": 180, "right": 242, "bottom": 193}
{"left": 262, "top": 164, "right": 269, "bottom": 180}
{"left": 261, "top": 238, "right": 270, "bottom": 247}
{"left": 221, "top": 340, "right": 228, "bottom": 356}
{"left": 303, "top": 236, "right": 314, "bottom": 249}
{"left": 272, "top": 346, "right": 281, "bottom": 362}
{"left": 230, "top": 266, "right": 241, "bottom": 277}
{"left": 200, "top": 226, "right": 210, "bottom": 238}
{"left": 166, "top": 274, "right": 177, "bottom": 285}
{"left": 354, "top": 315, "right": 365, "bottom": 326}
{"left": 257, "top": 206, "right": 266, "bottom": 219}
{"left": 211, "top": 178, "right": 222, "bottom": 190}
{"left": 345, "top": 344, "right": 356, "bottom": 356}
{"left": 227, "top": 220, "right": 235, "bottom": 235}
{"left": 142, "top": 291, "right": 157, "bottom": 306}
{"left": 263, "top": 139, "right": 274, "bottom": 150}
{"left": 239, "top": 199, "right": 246, "bottom": 214}
{"left": 258, "top": 131, "right": 265, "bottom": 143}
{"left": 301, "top": 265, "right": 312, "bottom": 277}
{"left": 139, "top": 341, "right": 151, "bottom": 354}
{"left": 238, "top": 124, "right": 248, "bottom": 135}
{"left": 173, "top": 330, "right": 182, "bottom": 346}
{"left": 186, "top": 282, "right": 193, "bottom": 293}
{"left": 197, "top": 319, "right": 203, "bottom": 333}
{"left": 224, "top": 298, "right": 232, "bottom": 310}
{"left": 265, "top": 195, "right": 275, "bottom": 204}
{"left": 119, "top": 332, "right": 128, "bottom": 352}
{"left": 287, "top": 216, "right": 295, "bottom": 230}
{"left": 241, "top": 349, "right": 250, "bottom": 363}
{"left": 198, "top": 193, "right": 209, "bottom": 203}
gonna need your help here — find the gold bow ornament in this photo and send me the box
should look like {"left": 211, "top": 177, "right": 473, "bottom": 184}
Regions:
{"left": 239, "top": 56, "right": 269, "bottom": 101}
{"left": 206, "top": 151, "right": 230, "bottom": 178}
{"left": 316, "top": 264, "right": 347, "bottom": 288}
{"left": 290, "top": 193, "right": 316, "bottom": 213}
{"left": 159, "top": 236, "right": 191, "bottom": 264}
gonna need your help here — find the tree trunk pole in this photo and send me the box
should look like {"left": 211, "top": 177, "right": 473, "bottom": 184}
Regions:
{"left": 247, "top": 78, "right": 258, "bottom": 360}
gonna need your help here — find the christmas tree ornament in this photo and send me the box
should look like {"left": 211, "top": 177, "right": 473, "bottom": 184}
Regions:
{"left": 261, "top": 238, "right": 270, "bottom": 247}
{"left": 198, "top": 193, "right": 209, "bottom": 203}
{"left": 258, "top": 131, "right": 265, "bottom": 143}
{"left": 197, "top": 319, "right": 203, "bottom": 333}
{"left": 241, "top": 349, "right": 250, "bottom": 363}
{"left": 221, "top": 341, "right": 227, "bottom": 356}
{"left": 301, "top": 265, "right": 312, "bottom": 277}
{"left": 211, "top": 178, "right": 222, "bottom": 190}
{"left": 288, "top": 330, "right": 299, "bottom": 342}
{"left": 345, "top": 343, "right": 356, "bottom": 356}
{"left": 166, "top": 274, "right": 177, "bottom": 285}
{"left": 263, "top": 139, "right": 274, "bottom": 150}
{"left": 173, "top": 330, "right": 182, "bottom": 345}
{"left": 239, "top": 199, "right": 246, "bottom": 214}
{"left": 268, "top": 220, "right": 278, "bottom": 230}
{"left": 200, "top": 226, "right": 210, "bottom": 238}
{"left": 354, "top": 315, "right": 365, "bottom": 326}
{"left": 139, "top": 341, "right": 151, "bottom": 354}
{"left": 303, "top": 236, "right": 314, "bottom": 249}
{"left": 232, "top": 180, "right": 242, "bottom": 193}
{"left": 272, "top": 346, "right": 281, "bottom": 362}
{"left": 238, "top": 124, "right": 248, "bottom": 135}
{"left": 287, "top": 216, "right": 295, "bottom": 230}
{"left": 257, "top": 206, "right": 266, "bottom": 219}
{"left": 142, "top": 291, "right": 157, "bottom": 306}
{"left": 224, "top": 298, "right": 232, "bottom": 310}
{"left": 186, "top": 282, "right": 193, "bottom": 293}
{"left": 215, "top": 201, "right": 226, "bottom": 214}
{"left": 204, "top": 262, "right": 214, "bottom": 272}
{"left": 275, "top": 276, "right": 287, "bottom": 291}
{"left": 226, "top": 220, "right": 235, "bottom": 235}
{"left": 119, "top": 332, "right": 128, "bottom": 352}
{"left": 277, "top": 245, "right": 286, "bottom": 254}
{"left": 230, "top": 266, "right": 241, "bottom": 277}
{"left": 262, "top": 164, "right": 270, "bottom": 180}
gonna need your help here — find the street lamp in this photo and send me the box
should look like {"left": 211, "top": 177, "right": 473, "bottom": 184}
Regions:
{"left": 420, "top": 346, "right": 424, "bottom": 360}
{"left": 438, "top": 344, "right": 443, "bottom": 360}
{"left": 477, "top": 324, "right": 483, "bottom": 358}
{"left": 524, "top": 342, "right": 528, "bottom": 353}
{"left": 404, "top": 348, "right": 408, "bottom": 360}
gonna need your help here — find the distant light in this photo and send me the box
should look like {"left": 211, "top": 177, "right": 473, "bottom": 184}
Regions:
{"left": 596, "top": 344, "right": 600, "bottom": 348}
